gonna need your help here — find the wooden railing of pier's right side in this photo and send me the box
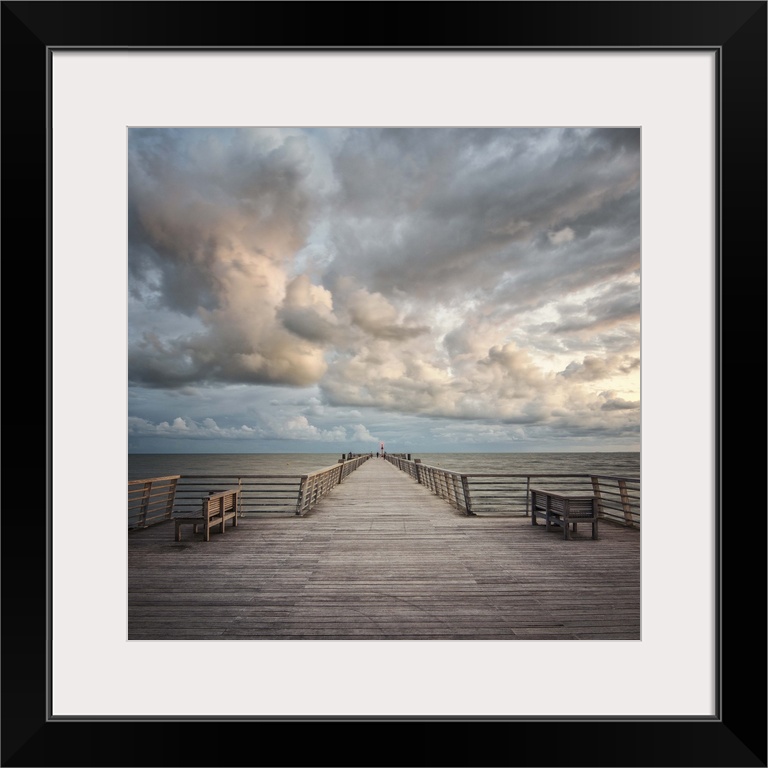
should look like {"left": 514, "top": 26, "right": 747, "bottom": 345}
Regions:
{"left": 386, "top": 456, "right": 474, "bottom": 515}
{"left": 386, "top": 456, "right": 640, "bottom": 527}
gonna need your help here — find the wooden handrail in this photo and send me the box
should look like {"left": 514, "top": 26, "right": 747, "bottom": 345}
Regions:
{"left": 385, "top": 456, "right": 640, "bottom": 526}
{"left": 129, "top": 456, "right": 640, "bottom": 529}
{"left": 129, "top": 457, "right": 371, "bottom": 528}
{"left": 128, "top": 475, "right": 180, "bottom": 529}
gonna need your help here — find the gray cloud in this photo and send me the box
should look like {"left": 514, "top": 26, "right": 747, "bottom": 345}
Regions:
{"left": 129, "top": 127, "right": 641, "bottom": 452}
{"left": 129, "top": 128, "right": 329, "bottom": 388}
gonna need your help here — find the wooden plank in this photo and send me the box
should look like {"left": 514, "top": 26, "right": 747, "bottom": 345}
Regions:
{"left": 129, "top": 458, "right": 640, "bottom": 640}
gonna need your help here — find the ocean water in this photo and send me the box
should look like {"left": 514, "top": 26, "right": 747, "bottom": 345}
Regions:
{"left": 128, "top": 453, "right": 348, "bottom": 481}
{"left": 129, "top": 451, "right": 640, "bottom": 481}
{"left": 415, "top": 452, "right": 640, "bottom": 477}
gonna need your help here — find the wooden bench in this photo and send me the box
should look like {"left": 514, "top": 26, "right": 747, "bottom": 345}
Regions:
{"left": 530, "top": 488, "right": 598, "bottom": 540}
{"left": 174, "top": 489, "right": 241, "bottom": 542}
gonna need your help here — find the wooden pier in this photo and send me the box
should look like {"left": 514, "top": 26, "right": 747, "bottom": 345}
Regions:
{"left": 129, "top": 457, "right": 640, "bottom": 640}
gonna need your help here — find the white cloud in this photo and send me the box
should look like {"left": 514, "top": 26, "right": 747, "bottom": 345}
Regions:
{"left": 129, "top": 127, "right": 641, "bottom": 452}
{"left": 548, "top": 226, "right": 575, "bottom": 245}
{"left": 350, "top": 424, "right": 378, "bottom": 442}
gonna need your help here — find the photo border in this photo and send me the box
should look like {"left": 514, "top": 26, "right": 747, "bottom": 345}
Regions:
{"left": 5, "top": 1, "right": 765, "bottom": 765}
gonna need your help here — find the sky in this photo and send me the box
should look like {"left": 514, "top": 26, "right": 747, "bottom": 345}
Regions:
{"left": 128, "top": 127, "right": 640, "bottom": 454}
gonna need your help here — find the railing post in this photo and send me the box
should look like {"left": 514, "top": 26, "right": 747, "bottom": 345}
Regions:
{"left": 140, "top": 481, "right": 151, "bottom": 527}
{"left": 525, "top": 477, "right": 531, "bottom": 517}
{"left": 590, "top": 476, "right": 604, "bottom": 518}
{"left": 414, "top": 459, "right": 422, "bottom": 484}
{"left": 619, "top": 479, "right": 634, "bottom": 527}
{"left": 164, "top": 478, "right": 178, "bottom": 520}
{"left": 461, "top": 475, "right": 475, "bottom": 516}
{"left": 296, "top": 475, "right": 308, "bottom": 515}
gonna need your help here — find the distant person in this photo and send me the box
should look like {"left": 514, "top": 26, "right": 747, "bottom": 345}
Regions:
{"left": 376, "top": 451, "right": 380, "bottom": 458}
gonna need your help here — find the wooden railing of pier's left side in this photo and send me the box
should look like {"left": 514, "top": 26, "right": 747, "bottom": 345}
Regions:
{"left": 128, "top": 475, "right": 180, "bottom": 529}
{"left": 128, "top": 456, "right": 370, "bottom": 529}
{"left": 296, "top": 454, "right": 370, "bottom": 515}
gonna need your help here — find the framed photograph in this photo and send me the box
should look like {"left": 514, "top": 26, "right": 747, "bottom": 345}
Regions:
{"left": 9, "top": 1, "right": 765, "bottom": 765}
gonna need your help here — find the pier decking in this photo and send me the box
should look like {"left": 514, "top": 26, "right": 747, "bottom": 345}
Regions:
{"left": 129, "top": 457, "right": 640, "bottom": 640}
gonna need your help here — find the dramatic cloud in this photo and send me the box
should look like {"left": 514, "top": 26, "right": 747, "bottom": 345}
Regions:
{"left": 128, "top": 127, "right": 641, "bottom": 452}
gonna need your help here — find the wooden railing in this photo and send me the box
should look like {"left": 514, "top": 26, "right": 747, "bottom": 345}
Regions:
{"left": 385, "top": 456, "right": 640, "bottom": 527}
{"left": 128, "top": 475, "right": 180, "bottom": 529}
{"left": 128, "top": 456, "right": 370, "bottom": 528}
{"left": 129, "top": 455, "right": 639, "bottom": 529}
{"left": 296, "top": 454, "right": 369, "bottom": 515}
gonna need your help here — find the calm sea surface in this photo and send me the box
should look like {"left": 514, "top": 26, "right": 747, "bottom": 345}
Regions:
{"left": 129, "top": 452, "right": 640, "bottom": 481}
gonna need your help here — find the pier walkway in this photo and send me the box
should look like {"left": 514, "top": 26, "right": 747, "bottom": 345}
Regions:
{"left": 129, "top": 457, "right": 640, "bottom": 640}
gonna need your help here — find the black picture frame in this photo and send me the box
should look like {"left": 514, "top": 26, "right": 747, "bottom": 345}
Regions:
{"left": 6, "top": 1, "right": 765, "bottom": 766}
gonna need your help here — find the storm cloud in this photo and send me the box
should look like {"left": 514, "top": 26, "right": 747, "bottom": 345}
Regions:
{"left": 128, "top": 127, "right": 641, "bottom": 452}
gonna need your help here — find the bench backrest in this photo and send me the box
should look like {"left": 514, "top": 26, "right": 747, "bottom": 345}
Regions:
{"left": 559, "top": 497, "right": 595, "bottom": 513}
{"left": 202, "top": 489, "right": 240, "bottom": 519}
{"left": 531, "top": 489, "right": 596, "bottom": 514}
